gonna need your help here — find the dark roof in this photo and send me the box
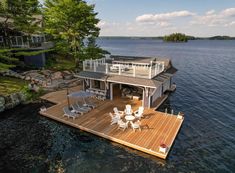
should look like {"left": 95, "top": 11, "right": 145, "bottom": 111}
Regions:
{"left": 165, "top": 66, "right": 178, "bottom": 74}
{"left": 153, "top": 73, "right": 173, "bottom": 83}
{"left": 108, "top": 75, "right": 161, "bottom": 88}
{"left": 77, "top": 71, "right": 162, "bottom": 88}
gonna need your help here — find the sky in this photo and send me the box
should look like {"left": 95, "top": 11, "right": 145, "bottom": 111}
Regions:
{"left": 87, "top": 0, "right": 235, "bottom": 37}
{"left": 41, "top": 0, "right": 235, "bottom": 37}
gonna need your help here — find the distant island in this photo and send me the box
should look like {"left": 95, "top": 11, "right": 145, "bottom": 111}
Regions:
{"left": 163, "top": 33, "right": 188, "bottom": 42}
{"left": 99, "top": 35, "right": 235, "bottom": 40}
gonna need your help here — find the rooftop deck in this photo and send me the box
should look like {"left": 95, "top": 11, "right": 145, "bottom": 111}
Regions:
{"left": 40, "top": 86, "right": 184, "bottom": 159}
{"left": 83, "top": 56, "right": 165, "bottom": 79}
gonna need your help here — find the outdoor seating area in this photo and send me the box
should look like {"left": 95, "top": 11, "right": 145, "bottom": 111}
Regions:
{"left": 63, "top": 90, "right": 101, "bottom": 119}
{"left": 39, "top": 86, "right": 184, "bottom": 159}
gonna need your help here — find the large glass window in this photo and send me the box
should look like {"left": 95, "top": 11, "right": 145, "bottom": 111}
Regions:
{"left": 11, "top": 37, "right": 17, "bottom": 45}
{"left": 16, "top": 36, "right": 23, "bottom": 45}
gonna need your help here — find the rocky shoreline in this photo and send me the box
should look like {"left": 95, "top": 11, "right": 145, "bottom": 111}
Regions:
{"left": 0, "top": 92, "right": 27, "bottom": 113}
{"left": 0, "top": 69, "right": 81, "bottom": 113}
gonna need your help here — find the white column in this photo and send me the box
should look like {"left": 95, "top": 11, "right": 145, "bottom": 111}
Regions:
{"left": 105, "top": 63, "right": 108, "bottom": 74}
{"left": 155, "top": 63, "right": 157, "bottom": 75}
{"left": 133, "top": 66, "right": 136, "bottom": 77}
{"left": 149, "top": 61, "right": 152, "bottom": 79}
{"left": 119, "top": 64, "right": 121, "bottom": 75}
{"left": 162, "top": 62, "right": 165, "bottom": 71}
{"left": 94, "top": 61, "right": 96, "bottom": 72}
{"left": 83, "top": 61, "right": 85, "bottom": 71}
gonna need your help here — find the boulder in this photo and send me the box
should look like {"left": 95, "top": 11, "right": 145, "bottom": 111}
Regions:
{"left": 25, "top": 76, "right": 31, "bottom": 81}
{"left": 4, "top": 93, "right": 22, "bottom": 109}
{"left": 52, "top": 71, "right": 62, "bottom": 79}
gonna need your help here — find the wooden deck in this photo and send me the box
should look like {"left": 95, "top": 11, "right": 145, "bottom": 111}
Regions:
{"left": 40, "top": 86, "right": 184, "bottom": 159}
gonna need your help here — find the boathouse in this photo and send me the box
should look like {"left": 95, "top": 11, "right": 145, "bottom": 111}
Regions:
{"left": 77, "top": 55, "right": 177, "bottom": 108}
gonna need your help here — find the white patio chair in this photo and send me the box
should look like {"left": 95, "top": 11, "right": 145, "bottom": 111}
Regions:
{"left": 118, "top": 119, "right": 128, "bottom": 131}
{"left": 113, "top": 107, "right": 124, "bottom": 117}
{"left": 134, "top": 106, "right": 144, "bottom": 119}
{"left": 109, "top": 112, "right": 120, "bottom": 125}
{"left": 124, "top": 104, "right": 133, "bottom": 115}
{"left": 130, "top": 120, "right": 141, "bottom": 132}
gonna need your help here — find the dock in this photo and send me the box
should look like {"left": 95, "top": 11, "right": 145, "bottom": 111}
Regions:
{"left": 39, "top": 86, "right": 184, "bottom": 159}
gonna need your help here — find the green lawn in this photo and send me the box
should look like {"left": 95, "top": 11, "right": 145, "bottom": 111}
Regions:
{"left": 0, "top": 76, "right": 28, "bottom": 96}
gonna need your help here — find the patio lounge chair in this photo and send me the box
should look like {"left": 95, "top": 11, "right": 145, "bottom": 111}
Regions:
{"left": 130, "top": 120, "right": 141, "bottom": 132}
{"left": 134, "top": 106, "right": 144, "bottom": 119}
{"left": 118, "top": 119, "right": 128, "bottom": 131}
{"left": 75, "top": 101, "right": 92, "bottom": 111}
{"left": 113, "top": 107, "right": 124, "bottom": 117}
{"left": 84, "top": 98, "right": 97, "bottom": 108}
{"left": 72, "top": 104, "right": 89, "bottom": 114}
{"left": 124, "top": 104, "right": 133, "bottom": 115}
{"left": 63, "top": 106, "right": 79, "bottom": 120}
{"left": 109, "top": 112, "right": 120, "bottom": 125}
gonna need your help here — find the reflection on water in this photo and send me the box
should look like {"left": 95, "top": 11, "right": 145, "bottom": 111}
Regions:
{"left": 1, "top": 39, "right": 235, "bottom": 172}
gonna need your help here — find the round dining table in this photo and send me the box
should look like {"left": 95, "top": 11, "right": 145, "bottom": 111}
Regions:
{"left": 125, "top": 115, "right": 135, "bottom": 125}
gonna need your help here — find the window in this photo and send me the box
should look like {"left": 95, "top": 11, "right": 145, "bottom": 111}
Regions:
{"left": 11, "top": 37, "right": 17, "bottom": 45}
{"left": 16, "top": 36, "right": 23, "bottom": 45}
{"left": 41, "top": 36, "right": 45, "bottom": 42}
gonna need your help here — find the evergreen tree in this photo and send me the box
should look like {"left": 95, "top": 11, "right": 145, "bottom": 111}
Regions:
{"left": 44, "top": 0, "right": 103, "bottom": 66}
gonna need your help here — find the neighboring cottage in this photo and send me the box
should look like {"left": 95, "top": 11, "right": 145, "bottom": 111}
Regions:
{"left": 0, "top": 15, "right": 53, "bottom": 68}
{"left": 77, "top": 55, "right": 177, "bottom": 108}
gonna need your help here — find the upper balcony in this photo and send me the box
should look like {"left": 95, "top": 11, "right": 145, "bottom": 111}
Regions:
{"left": 82, "top": 55, "right": 165, "bottom": 79}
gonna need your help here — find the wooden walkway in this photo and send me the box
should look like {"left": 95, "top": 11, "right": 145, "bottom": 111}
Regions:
{"left": 40, "top": 87, "right": 184, "bottom": 159}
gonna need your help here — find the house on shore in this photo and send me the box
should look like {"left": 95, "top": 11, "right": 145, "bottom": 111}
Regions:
{"left": 0, "top": 15, "right": 53, "bottom": 68}
{"left": 77, "top": 55, "right": 177, "bottom": 108}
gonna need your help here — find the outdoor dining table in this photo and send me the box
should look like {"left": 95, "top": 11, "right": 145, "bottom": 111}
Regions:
{"left": 125, "top": 115, "right": 135, "bottom": 125}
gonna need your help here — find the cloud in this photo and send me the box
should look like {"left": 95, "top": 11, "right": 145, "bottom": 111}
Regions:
{"left": 97, "top": 8, "right": 235, "bottom": 36}
{"left": 206, "top": 10, "right": 215, "bottom": 15}
{"left": 136, "top": 10, "right": 195, "bottom": 23}
{"left": 220, "top": 8, "right": 235, "bottom": 17}
{"left": 225, "top": 21, "right": 235, "bottom": 27}
{"left": 191, "top": 8, "right": 235, "bottom": 27}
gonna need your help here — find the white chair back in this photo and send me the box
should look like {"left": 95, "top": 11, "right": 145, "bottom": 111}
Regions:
{"left": 125, "top": 104, "right": 132, "bottom": 114}
{"left": 113, "top": 107, "right": 118, "bottom": 114}
{"left": 138, "top": 106, "right": 144, "bottom": 114}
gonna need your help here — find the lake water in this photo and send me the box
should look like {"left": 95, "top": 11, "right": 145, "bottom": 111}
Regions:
{"left": 1, "top": 39, "right": 235, "bottom": 172}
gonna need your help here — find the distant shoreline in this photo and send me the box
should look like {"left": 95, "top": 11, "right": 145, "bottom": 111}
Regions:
{"left": 99, "top": 36, "right": 235, "bottom": 40}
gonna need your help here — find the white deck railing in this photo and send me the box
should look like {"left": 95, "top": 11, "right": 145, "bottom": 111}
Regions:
{"left": 83, "top": 58, "right": 164, "bottom": 79}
